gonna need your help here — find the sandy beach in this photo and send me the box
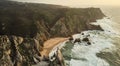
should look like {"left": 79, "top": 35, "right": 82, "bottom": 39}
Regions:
{"left": 40, "top": 37, "right": 68, "bottom": 57}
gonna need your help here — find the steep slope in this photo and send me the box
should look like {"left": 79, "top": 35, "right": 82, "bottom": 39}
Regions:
{"left": 0, "top": 1, "right": 105, "bottom": 46}
{"left": 0, "top": 35, "right": 41, "bottom": 66}
{"left": 51, "top": 8, "right": 104, "bottom": 37}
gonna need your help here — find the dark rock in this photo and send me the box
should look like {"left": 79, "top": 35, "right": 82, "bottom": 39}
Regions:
{"left": 82, "top": 38, "right": 89, "bottom": 42}
{"left": 43, "top": 55, "right": 49, "bottom": 61}
{"left": 69, "top": 36, "right": 73, "bottom": 41}
{"left": 74, "top": 38, "right": 81, "bottom": 43}
{"left": 87, "top": 42, "right": 91, "bottom": 45}
{"left": 81, "top": 33, "right": 84, "bottom": 35}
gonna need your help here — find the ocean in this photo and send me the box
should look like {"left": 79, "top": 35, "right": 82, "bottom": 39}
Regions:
{"left": 49, "top": 6, "right": 120, "bottom": 66}
{"left": 101, "top": 6, "right": 120, "bottom": 34}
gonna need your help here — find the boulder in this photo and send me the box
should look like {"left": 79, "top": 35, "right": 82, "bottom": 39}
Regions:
{"left": 74, "top": 38, "right": 81, "bottom": 43}
{"left": 87, "top": 42, "right": 91, "bottom": 45}
{"left": 81, "top": 33, "right": 84, "bottom": 35}
{"left": 82, "top": 37, "right": 89, "bottom": 42}
{"left": 69, "top": 36, "right": 73, "bottom": 41}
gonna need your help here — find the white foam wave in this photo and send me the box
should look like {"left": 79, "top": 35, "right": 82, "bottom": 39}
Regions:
{"left": 91, "top": 17, "right": 119, "bottom": 34}
{"left": 49, "top": 17, "right": 118, "bottom": 66}
{"left": 68, "top": 30, "right": 115, "bottom": 66}
{"left": 64, "top": 17, "right": 118, "bottom": 66}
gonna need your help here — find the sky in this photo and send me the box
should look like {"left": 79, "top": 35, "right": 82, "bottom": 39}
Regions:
{"left": 11, "top": 0, "right": 120, "bottom": 7}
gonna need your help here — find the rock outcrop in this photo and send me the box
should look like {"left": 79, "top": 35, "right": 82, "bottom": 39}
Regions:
{"left": 0, "top": 35, "right": 42, "bottom": 66}
{"left": 50, "top": 8, "right": 105, "bottom": 37}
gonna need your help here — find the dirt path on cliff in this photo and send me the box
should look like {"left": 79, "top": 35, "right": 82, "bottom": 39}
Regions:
{"left": 40, "top": 37, "right": 68, "bottom": 57}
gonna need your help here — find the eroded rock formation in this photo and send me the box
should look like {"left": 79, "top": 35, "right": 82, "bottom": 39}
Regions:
{"left": 0, "top": 35, "right": 41, "bottom": 66}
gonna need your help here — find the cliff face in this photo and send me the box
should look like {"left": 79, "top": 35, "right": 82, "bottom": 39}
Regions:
{"left": 51, "top": 8, "right": 104, "bottom": 37}
{"left": 0, "top": 35, "right": 41, "bottom": 66}
{"left": 0, "top": 1, "right": 105, "bottom": 46}
{"left": 0, "top": 1, "right": 105, "bottom": 66}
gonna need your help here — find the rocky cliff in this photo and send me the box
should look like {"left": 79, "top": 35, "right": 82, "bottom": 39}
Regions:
{"left": 0, "top": 1, "right": 105, "bottom": 46}
{"left": 0, "top": 35, "right": 41, "bottom": 66}
{"left": 50, "top": 8, "right": 104, "bottom": 37}
{"left": 0, "top": 0, "right": 105, "bottom": 66}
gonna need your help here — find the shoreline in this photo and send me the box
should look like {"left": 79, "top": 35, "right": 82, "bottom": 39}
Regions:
{"left": 40, "top": 37, "right": 69, "bottom": 57}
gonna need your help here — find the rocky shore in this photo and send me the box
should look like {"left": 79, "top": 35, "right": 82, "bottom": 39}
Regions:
{"left": 0, "top": 0, "right": 106, "bottom": 66}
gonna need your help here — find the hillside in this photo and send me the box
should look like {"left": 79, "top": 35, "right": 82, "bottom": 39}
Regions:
{"left": 0, "top": 1, "right": 105, "bottom": 46}
{"left": 0, "top": 1, "right": 105, "bottom": 66}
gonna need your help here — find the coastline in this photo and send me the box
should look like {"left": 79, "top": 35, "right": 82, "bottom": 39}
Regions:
{"left": 40, "top": 37, "right": 68, "bottom": 57}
